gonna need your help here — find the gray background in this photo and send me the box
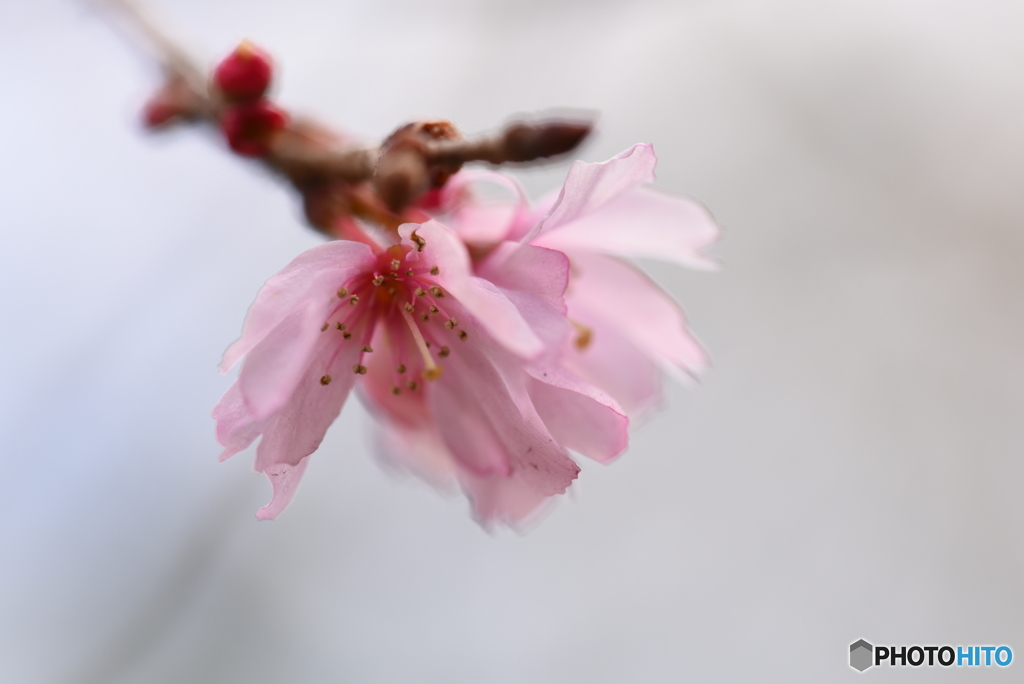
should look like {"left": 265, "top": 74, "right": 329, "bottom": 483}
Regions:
{"left": 2, "top": 0, "right": 1023, "bottom": 681}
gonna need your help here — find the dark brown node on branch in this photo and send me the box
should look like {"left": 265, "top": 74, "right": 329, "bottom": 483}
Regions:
{"left": 375, "top": 120, "right": 463, "bottom": 213}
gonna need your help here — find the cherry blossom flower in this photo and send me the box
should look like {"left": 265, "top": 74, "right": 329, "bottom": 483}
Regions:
{"left": 213, "top": 220, "right": 627, "bottom": 524}
{"left": 437, "top": 144, "right": 719, "bottom": 417}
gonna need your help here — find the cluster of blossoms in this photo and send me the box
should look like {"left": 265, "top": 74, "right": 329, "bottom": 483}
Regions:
{"left": 139, "top": 38, "right": 718, "bottom": 526}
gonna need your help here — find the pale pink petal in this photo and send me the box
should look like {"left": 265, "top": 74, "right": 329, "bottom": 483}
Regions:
{"left": 399, "top": 220, "right": 542, "bottom": 358}
{"left": 251, "top": 318, "right": 370, "bottom": 474}
{"left": 219, "top": 240, "right": 376, "bottom": 372}
{"left": 459, "top": 469, "right": 559, "bottom": 527}
{"left": 211, "top": 381, "right": 264, "bottom": 462}
{"left": 559, "top": 305, "right": 663, "bottom": 418}
{"left": 372, "top": 420, "right": 458, "bottom": 488}
{"left": 237, "top": 304, "right": 327, "bottom": 420}
{"left": 534, "top": 186, "right": 719, "bottom": 270}
{"left": 255, "top": 456, "right": 310, "bottom": 521}
{"left": 525, "top": 366, "right": 629, "bottom": 463}
{"left": 438, "top": 169, "right": 526, "bottom": 245}
{"left": 476, "top": 242, "right": 569, "bottom": 315}
{"left": 526, "top": 143, "right": 656, "bottom": 242}
{"left": 427, "top": 298, "right": 580, "bottom": 492}
{"left": 566, "top": 252, "right": 709, "bottom": 383}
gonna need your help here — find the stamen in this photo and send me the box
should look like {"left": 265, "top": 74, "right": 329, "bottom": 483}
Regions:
{"left": 391, "top": 259, "right": 401, "bottom": 271}
{"left": 353, "top": 364, "right": 368, "bottom": 375}
{"left": 320, "top": 323, "right": 329, "bottom": 332}
{"left": 349, "top": 295, "right": 359, "bottom": 305}
{"left": 458, "top": 330, "right": 468, "bottom": 341}
{"left": 336, "top": 322, "right": 346, "bottom": 330}
{"left": 411, "top": 231, "right": 426, "bottom": 251}
{"left": 429, "top": 305, "right": 439, "bottom": 315}
{"left": 387, "top": 286, "right": 397, "bottom": 296}
{"left": 414, "top": 287, "right": 426, "bottom": 297}
{"left": 404, "top": 302, "right": 415, "bottom": 313}
{"left": 372, "top": 275, "right": 384, "bottom": 286}
{"left": 405, "top": 270, "right": 414, "bottom": 276}
{"left": 337, "top": 286, "right": 349, "bottom": 298}
{"left": 444, "top": 318, "right": 458, "bottom": 330}
{"left": 421, "top": 313, "right": 430, "bottom": 322}
{"left": 320, "top": 374, "right": 332, "bottom": 386}
{"left": 361, "top": 344, "right": 373, "bottom": 353}
{"left": 429, "top": 265, "right": 440, "bottom": 275}
{"left": 570, "top": 320, "right": 593, "bottom": 350}
{"left": 401, "top": 308, "right": 442, "bottom": 380}
{"left": 343, "top": 331, "right": 352, "bottom": 340}
{"left": 396, "top": 364, "right": 407, "bottom": 374}
{"left": 438, "top": 346, "right": 450, "bottom": 358}
{"left": 429, "top": 286, "right": 444, "bottom": 298}
{"left": 391, "top": 387, "right": 402, "bottom": 395}
{"left": 407, "top": 380, "right": 419, "bottom": 391}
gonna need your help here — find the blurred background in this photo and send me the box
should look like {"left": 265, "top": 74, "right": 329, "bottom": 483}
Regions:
{"left": 3, "top": 0, "right": 1024, "bottom": 681}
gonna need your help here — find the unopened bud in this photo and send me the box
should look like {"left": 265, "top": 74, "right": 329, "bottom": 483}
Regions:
{"left": 214, "top": 41, "right": 274, "bottom": 102}
{"left": 220, "top": 101, "right": 288, "bottom": 157}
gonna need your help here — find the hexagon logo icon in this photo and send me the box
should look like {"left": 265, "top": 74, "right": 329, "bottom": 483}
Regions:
{"left": 850, "top": 639, "right": 873, "bottom": 672}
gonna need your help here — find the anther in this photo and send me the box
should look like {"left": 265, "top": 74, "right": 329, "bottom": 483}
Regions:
{"left": 405, "top": 302, "right": 415, "bottom": 313}
{"left": 407, "top": 380, "right": 419, "bottom": 391}
{"left": 320, "top": 323, "right": 329, "bottom": 332}
{"left": 396, "top": 364, "right": 407, "bottom": 374}
{"left": 353, "top": 364, "right": 368, "bottom": 375}
{"left": 391, "top": 387, "right": 402, "bottom": 395}
{"left": 414, "top": 287, "right": 426, "bottom": 297}
{"left": 337, "top": 286, "right": 349, "bottom": 298}
{"left": 336, "top": 322, "right": 346, "bottom": 330}
{"left": 570, "top": 320, "right": 593, "bottom": 350}
{"left": 458, "top": 330, "right": 468, "bottom": 341}
{"left": 361, "top": 344, "right": 373, "bottom": 353}
{"left": 372, "top": 275, "right": 384, "bottom": 286}
{"left": 411, "top": 232, "right": 426, "bottom": 251}
{"left": 423, "top": 366, "right": 443, "bottom": 381}
{"left": 421, "top": 313, "right": 429, "bottom": 322}
{"left": 391, "top": 259, "right": 401, "bottom": 271}
{"left": 343, "top": 331, "right": 352, "bottom": 340}
{"left": 387, "top": 286, "right": 397, "bottom": 296}
{"left": 444, "top": 318, "right": 458, "bottom": 329}
{"left": 429, "top": 286, "right": 444, "bottom": 298}
{"left": 429, "top": 265, "right": 440, "bottom": 275}
{"left": 429, "top": 305, "right": 439, "bottom": 315}
{"left": 349, "top": 295, "right": 359, "bottom": 305}
{"left": 320, "top": 374, "right": 332, "bottom": 386}
{"left": 438, "top": 346, "right": 450, "bottom": 358}
{"left": 405, "top": 270, "right": 414, "bottom": 276}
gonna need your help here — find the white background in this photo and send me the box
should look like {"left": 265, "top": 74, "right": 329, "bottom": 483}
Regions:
{"left": 2, "top": 0, "right": 1023, "bottom": 681}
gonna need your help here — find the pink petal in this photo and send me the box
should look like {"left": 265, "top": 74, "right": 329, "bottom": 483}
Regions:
{"left": 525, "top": 366, "right": 629, "bottom": 463}
{"left": 459, "top": 469, "right": 561, "bottom": 527}
{"left": 427, "top": 298, "right": 580, "bottom": 492}
{"left": 527, "top": 143, "right": 656, "bottom": 241}
{"left": 534, "top": 186, "right": 719, "bottom": 270}
{"left": 559, "top": 306, "right": 663, "bottom": 418}
{"left": 399, "top": 220, "right": 543, "bottom": 358}
{"left": 476, "top": 242, "right": 570, "bottom": 315}
{"left": 219, "top": 240, "right": 376, "bottom": 372}
{"left": 437, "top": 169, "right": 527, "bottom": 245}
{"left": 255, "top": 456, "right": 310, "bottom": 521}
{"left": 211, "top": 381, "right": 264, "bottom": 462}
{"left": 565, "top": 252, "right": 709, "bottom": 383}
{"left": 371, "top": 420, "right": 458, "bottom": 488}
{"left": 251, "top": 318, "right": 370, "bottom": 475}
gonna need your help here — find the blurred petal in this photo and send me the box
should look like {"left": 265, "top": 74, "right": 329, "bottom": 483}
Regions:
{"left": 526, "top": 366, "right": 629, "bottom": 463}
{"left": 477, "top": 242, "right": 569, "bottom": 315}
{"left": 534, "top": 186, "right": 720, "bottom": 270}
{"left": 566, "top": 252, "right": 709, "bottom": 382}
{"left": 211, "top": 381, "right": 264, "bottom": 462}
{"left": 527, "top": 143, "right": 656, "bottom": 241}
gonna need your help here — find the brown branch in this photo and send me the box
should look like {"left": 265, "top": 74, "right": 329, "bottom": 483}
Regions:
{"left": 95, "top": 0, "right": 593, "bottom": 234}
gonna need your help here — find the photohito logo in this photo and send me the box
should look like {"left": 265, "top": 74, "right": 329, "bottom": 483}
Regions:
{"left": 849, "top": 640, "right": 1012, "bottom": 672}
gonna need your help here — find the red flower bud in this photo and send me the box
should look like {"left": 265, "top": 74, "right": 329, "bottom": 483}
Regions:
{"left": 220, "top": 101, "right": 288, "bottom": 157}
{"left": 214, "top": 41, "right": 273, "bottom": 102}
